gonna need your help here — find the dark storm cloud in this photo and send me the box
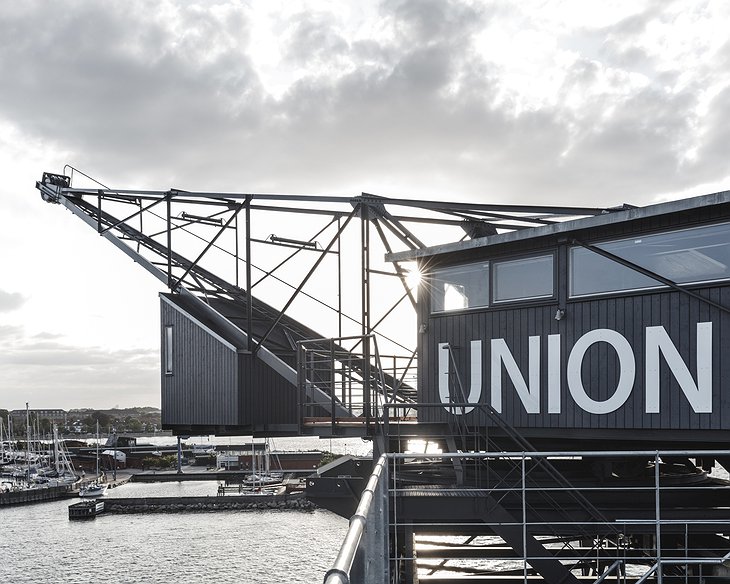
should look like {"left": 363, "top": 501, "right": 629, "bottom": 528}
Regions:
{"left": 0, "top": 0, "right": 726, "bottom": 205}
{"left": 0, "top": 290, "right": 26, "bottom": 312}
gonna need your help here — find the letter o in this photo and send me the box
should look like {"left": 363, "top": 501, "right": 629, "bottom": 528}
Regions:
{"left": 567, "top": 329, "right": 635, "bottom": 414}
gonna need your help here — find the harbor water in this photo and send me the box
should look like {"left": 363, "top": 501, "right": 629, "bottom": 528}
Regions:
{"left": 2, "top": 436, "right": 370, "bottom": 584}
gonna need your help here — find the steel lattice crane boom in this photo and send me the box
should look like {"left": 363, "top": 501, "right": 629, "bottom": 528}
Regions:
{"left": 36, "top": 169, "right": 609, "bottom": 437}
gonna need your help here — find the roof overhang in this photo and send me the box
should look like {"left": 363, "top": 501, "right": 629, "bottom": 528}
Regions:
{"left": 385, "top": 190, "right": 730, "bottom": 263}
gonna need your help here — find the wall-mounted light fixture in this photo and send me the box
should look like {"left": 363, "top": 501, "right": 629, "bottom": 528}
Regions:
{"left": 555, "top": 308, "right": 566, "bottom": 321}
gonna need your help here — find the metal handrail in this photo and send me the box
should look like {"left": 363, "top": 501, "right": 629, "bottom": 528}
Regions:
{"left": 324, "top": 446, "right": 730, "bottom": 584}
{"left": 323, "top": 453, "right": 389, "bottom": 584}
{"left": 298, "top": 335, "right": 417, "bottom": 426}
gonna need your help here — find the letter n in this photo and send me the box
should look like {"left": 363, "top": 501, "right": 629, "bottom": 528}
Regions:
{"left": 645, "top": 322, "right": 712, "bottom": 414}
{"left": 490, "top": 337, "right": 540, "bottom": 414}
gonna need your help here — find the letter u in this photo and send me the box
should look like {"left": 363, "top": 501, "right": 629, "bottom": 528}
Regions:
{"left": 439, "top": 341, "right": 482, "bottom": 414}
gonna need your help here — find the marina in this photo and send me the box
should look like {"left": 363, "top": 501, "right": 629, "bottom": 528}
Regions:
{"left": 2, "top": 436, "right": 365, "bottom": 581}
{"left": 1, "top": 478, "right": 347, "bottom": 584}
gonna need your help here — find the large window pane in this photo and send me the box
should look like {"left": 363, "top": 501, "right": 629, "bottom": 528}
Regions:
{"left": 431, "top": 263, "right": 489, "bottom": 312}
{"left": 570, "top": 247, "right": 658, "bottom": 296}
{"left": 570, "top": 223, "right": 730, "bottom": 297}
{"left": 493, "top": 255, "right": 554, "bottom": 302}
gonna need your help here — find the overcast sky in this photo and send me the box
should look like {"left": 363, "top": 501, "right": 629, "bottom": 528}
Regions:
{"left": 1, "top": 0, "right": 729, "bottom": 412}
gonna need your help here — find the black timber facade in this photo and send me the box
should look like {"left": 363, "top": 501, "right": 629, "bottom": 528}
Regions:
{"left": 160, "top": 293, "right": 306, "bottom": 436}
{"left": 393, "top": 191, "right": 730, "bottom": 448}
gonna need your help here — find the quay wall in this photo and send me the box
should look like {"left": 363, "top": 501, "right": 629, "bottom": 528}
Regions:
{"left": 131, "top": 469, "right": 315, "bottom": 482}
{"left": 0, "top": 485, "right": 72, "bottom": 506}
{"left": 103, "top": 493, "right": 315, "bottom": 513}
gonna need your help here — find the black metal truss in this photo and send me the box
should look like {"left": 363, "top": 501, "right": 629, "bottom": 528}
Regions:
{"left": 36, "top": 169, "right": 616, "bottom": 407}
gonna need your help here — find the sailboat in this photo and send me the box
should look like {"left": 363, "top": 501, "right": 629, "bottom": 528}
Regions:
{"left": 79, "top": 421, "right": 107, "bottom": 498}
{"left": 34, "top": 424, "right": 78, "bottom": 487}
{"left": 242, "top": 438, "right": 283, "bottom": 490}
{"left": 0, "top": 418, "right": 11, "bottom": 466}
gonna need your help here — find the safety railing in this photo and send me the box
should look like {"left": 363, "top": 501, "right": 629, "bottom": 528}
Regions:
{"left": 324, "top": 453, "right": 390, "bottom": 584}
{"left": 297, "top": 335, "right": 417, "bottom": 432}
{"left": 324, "top": 448, "right": 730, "bottom": 584}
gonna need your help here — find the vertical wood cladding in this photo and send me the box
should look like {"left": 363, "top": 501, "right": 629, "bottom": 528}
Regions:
{"left": 238, "top": 353, "right": 298, "bottom": 428}
{"left": 422, "top": 284, "right": 730, "bottom": 432}
{"left": 160, "top": 296, "right": 299, "bottom": 430}
{"left": 161, "top": 300, "right": 238, "bottom": 426}
{"left": 418, "top": 203, "right": 730, "bottom": 436}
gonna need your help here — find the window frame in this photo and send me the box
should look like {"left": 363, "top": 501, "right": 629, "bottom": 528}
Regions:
{"left": 164, "top": 325, "right": 174, "bottom": 376}
{"left": 429, "top": 261, "right": 490, "bottom": 314}
{"left": 428, "top": 251, "right": 558, "bottom": 314}
{"left": 491, "top": 252, "right": 556, "bottom": 305}
{"left": 568, "top": 221, "right": 730, "bottom": 299}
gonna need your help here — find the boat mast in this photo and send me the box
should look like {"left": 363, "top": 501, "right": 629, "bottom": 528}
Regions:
{"left": 53, "top": 424, "right": 61, "bottom": 475}
{"left": 265, "top": 438, "right": 270, "bottom": 476}
{"left": 95, "top": 420, "right": 100, "bottom": 479}
{"left": 252, "top": 438, "right": 256, "bottom": 487}
{"left": 7, "top": 416, "right": 14, "bottom": 461}
{"left": 26, "top": 403, "right": 31, "bottom": 481}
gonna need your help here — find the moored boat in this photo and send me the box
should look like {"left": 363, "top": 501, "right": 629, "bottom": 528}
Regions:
{"left": 79, "top": 482, "right": 107, "bottom": 498}
{"left": 79, "top": 421, "right": 107, "bottom": 498}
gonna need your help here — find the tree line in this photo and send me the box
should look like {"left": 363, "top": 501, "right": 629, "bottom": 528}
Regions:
{"left": 0, "top": 407, "right": 162, "bottom": 436}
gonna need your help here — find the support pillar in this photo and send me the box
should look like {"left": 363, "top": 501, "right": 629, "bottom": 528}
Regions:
{"left": 177, "top": 435, "right": 183, "bottom": 474}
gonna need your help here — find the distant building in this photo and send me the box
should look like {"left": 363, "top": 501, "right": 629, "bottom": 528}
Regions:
{"left": 9, "top": 408, "right": 68, "bottom": 426}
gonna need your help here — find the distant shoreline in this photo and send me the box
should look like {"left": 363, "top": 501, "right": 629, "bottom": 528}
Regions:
{"left": 60, "top": 430, "right": 174, "bottom": 440}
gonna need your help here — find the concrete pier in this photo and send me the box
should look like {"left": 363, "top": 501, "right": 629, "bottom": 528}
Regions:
{"left": 102, "top": 493, "right": 315, "bottom": 514}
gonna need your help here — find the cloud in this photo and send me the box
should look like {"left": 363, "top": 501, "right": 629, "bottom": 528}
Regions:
{"left": 283, "top": 11, "right": 349, "bottom": 66}
{"left": 0, "top": 290, "right": 26, "bottom": 312}
{"left": 1, "top": 0, "right": 729, "bottom": 205}
{"left": 0, "top": 1, "right": 265, "bottom": 184}
{"left": 2, "top": 0, "right": 730, "bottom": 413}
{"left": 0, "top": 325, "right": 158, "bottom": 410}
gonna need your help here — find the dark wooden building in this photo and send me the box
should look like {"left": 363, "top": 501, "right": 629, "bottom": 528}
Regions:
{"left": 160, "top": 291, "right": 344, "bottom": 436}
{"left": 389, "top": 191, "right": 730, "bottom": 449}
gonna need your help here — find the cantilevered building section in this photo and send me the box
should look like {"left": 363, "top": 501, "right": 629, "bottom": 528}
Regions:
{"left": 36, "top": 170, "right": 609, "bottom": 439}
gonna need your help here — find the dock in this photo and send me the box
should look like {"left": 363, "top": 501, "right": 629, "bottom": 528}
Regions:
{"left": 131, "top": 468, "right": 315, "bottom": 482}
{"left": 1, "top": 484, "right": 73, "bottom": 506}
{"left": 68, "top": 492, "right": 314, "bottom": 518}
{"left": 68, "top": 499, "right": 105, "bottom": 519}
{"left": 104, "top": 492, "right": 314, "bottom": 513}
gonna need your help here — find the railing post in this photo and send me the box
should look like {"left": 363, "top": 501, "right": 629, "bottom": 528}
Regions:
{"left": 382, "top": 458, "right": 391, "bottom": 584}
{"left": 364, "top": 336, "right": 372, "bottom": 425}
{"left": 297, "top": 343, "right": 305, "bottom": 434}
{"left": 363, "top": 455, "right": 389, "bottom": 583}
{"left": 351, "top": 538, "right": 365, "bottom": 582}
{"left": 522, "top": 452, "right": 527, "bottom": 582}
{"left": 324, "top": 454, "right": 389, "bottom": 584}
{"left": 331, "top": 340, "right": 337, "bottom": 429}
{"left": 655, "top": 451, "right": 662, "bottom": 584}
